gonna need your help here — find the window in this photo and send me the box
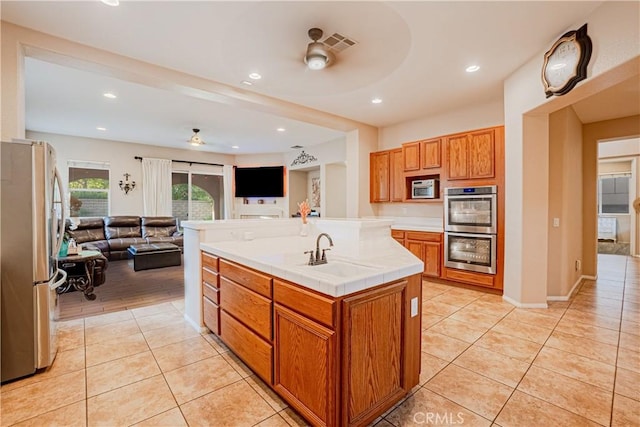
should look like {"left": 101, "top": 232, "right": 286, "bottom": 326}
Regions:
{"left": 598, "top": 174, "right": 631, "bottom": 214}
{"left": 172, "top": 171, "right": 224, "bottom": 226}
{"left": 68, "top": 161, "right": 110, "bottom": 216}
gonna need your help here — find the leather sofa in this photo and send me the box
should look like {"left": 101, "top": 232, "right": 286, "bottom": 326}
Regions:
{"left": 66, "top": 216, "right": 183, "bottom": 261}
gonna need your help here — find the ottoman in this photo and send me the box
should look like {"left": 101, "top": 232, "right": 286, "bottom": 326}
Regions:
{"left": 127, "top": 243, "right": 182, "bottom": 271}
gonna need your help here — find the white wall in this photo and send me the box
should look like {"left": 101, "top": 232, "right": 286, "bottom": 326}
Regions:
{"left": 27, "top": 131, "right": 234, "bottom": 216}
{"left": 504, "top": 1, "right": 640, "bottom": 305}
{"left": 324, "top": 162, "right": 347, "bottom": 218}
{"left": 379, "top": 99, "right": 504, "bottom": 150}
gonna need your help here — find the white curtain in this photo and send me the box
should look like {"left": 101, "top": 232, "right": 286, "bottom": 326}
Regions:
{"left": 223, "top": 164, "right": 234, "bottom": 219}
{"left": 142, "top": 158, "right": 172, "bottom": 216}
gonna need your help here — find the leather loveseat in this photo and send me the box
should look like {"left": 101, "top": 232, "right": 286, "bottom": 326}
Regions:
{"left": 66, "top": 216, "right": 183, "bottom": 261}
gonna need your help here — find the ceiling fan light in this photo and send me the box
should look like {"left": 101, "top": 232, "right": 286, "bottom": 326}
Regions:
{"left": 304, "top": 40, "right": 333, "bottom": 70}
{"left": 188, "top": 129, "right": 205, "bottom": 146}
{"left": 306, "top": 54, "right": 328, "bottom": 70}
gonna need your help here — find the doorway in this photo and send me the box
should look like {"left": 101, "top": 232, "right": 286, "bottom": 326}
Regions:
{"left": 172, "top": 171, "right": 224, "bottom": 226}
{"left": 597, "top": 140, "right": 639, "bottom": 256}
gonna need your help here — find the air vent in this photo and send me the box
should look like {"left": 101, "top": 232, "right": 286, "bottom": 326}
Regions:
{"left": 291, "top": 145, "right": 304, "bottom": 149}
{"left": 322, "top": 33, "right": 357, "bottom": 53}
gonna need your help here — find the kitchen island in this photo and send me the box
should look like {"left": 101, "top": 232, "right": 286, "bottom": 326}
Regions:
{"left": 182, "top": 218, "right": 423, "bottom": 427}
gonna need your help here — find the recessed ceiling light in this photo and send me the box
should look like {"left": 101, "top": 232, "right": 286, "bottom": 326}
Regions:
{"left": 371, "top": 98, "right": 383, "bottom": 104}
{"left": 465, "top": 65, "right": 480, "bottom": 73}
{"left": 277, "top": 128, "right": 286, "bottom": 132}
{"left": 231, "top": 145, "right": 239, "bottom": 149}
{"left": 101, "top": 0, "right": 119, "bottom": 6}
{"left": 96, "top": 127, "right": 107, "bottom": 131}
{"left": 248, "top": 73, "right": 262, "bottom": 80}
{"left": 241, "top": 80, "right": 253, "bottom": 86}
{"left": 103, "top": 92, "right": 117, "bottom": 99}
{"left": 291, "top": 145, "right": 304, "bottom": 149}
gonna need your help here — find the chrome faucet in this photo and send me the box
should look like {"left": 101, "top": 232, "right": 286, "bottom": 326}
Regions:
{"left": 305, "top": 233, "right": 334, "bottom": 265}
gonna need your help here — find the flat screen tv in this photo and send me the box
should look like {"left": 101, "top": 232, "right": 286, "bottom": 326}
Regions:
{"left": 234, "top": 166, "right": 285, "bottom": 197}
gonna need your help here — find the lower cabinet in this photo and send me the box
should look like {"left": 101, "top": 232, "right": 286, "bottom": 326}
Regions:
{"left": 395, "top": 230, "right": 442, "bottom": 278}
{"left": 204, "top": 254, "right": 422, "bottom": 427}
{"left": 273, "top": 304, "right": 337, "bottom": 426}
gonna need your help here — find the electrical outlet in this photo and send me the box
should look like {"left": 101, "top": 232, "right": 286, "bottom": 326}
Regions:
{"left": 553, "top": 218, "right": 560, "bottom": 227}
{"left": 575, "top": 259, "right": 581, "bottom": 271}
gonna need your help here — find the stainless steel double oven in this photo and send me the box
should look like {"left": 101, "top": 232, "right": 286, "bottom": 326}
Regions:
{"left": 444, "top": 186, "right": 497, "bottom": 274}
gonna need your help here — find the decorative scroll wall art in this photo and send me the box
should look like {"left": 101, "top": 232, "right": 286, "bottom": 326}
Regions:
{"left": 291, "top": 150, "right": 318, "bottom": 167}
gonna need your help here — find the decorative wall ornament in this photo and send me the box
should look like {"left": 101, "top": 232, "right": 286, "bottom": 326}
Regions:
{"left": 311, "top": 177, "right": 321, "bottom": 208}
{"left": 119, "top": 173, "right": 136, "bottom": 195}
{"left": 291, "top": 150, "right": 318, "bottom": 167}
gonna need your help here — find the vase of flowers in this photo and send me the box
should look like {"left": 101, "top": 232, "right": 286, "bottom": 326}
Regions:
{"left": 297, "top": 199, "right": 311, "bottom": 236}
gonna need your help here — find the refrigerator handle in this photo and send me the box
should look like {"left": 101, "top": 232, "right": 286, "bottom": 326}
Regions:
{"left": 50, "top": 268, "right": 67, "bottom": 290}
{"left": 54, "top": 168, "right": 66, "bottom": 255}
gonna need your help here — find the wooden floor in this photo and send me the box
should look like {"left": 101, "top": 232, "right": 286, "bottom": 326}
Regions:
{"left": 58, "top": 257, "right": 184, "bottom": 320}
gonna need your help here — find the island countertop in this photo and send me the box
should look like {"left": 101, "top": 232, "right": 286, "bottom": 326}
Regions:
{"left": 200, "top": 232, "right": 423, "bottom": 297}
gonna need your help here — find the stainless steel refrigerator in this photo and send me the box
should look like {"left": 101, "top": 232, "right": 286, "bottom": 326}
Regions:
{"left": 1, "top": 140, "right": 67, "bottom": 383}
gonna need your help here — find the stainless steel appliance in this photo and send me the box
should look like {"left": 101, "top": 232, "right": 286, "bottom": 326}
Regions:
{"left": 445, "top": 232, "right": 497, "bottom": 274}
{"left": 1, "top": 140, "right": 67, "bottom": 383}
{"left": 444, "top": 185, "right": 497, "bottom": 274}
{"left": 411, "top": 179, "right": 437, "bottom": 199}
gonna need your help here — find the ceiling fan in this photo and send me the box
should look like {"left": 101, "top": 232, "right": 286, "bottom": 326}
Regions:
{"left": 188, "top": 128, "right": 205, "bottom": 146}
{"left": 303, "top": 28, "right": 356, "bottom": 71}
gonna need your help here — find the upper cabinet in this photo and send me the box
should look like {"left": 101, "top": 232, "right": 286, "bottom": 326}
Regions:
{"left": 421, "top": 138, "right": 441, "bottom": 169}
{"left": 446, "top": 128, "right": 495, "bottom": 180}
{"left": 370, "top": 151, "right": 390, "bottom": 202}
{"left": 402, "top": 142, "right": 421, "bottom": 171}
{"left": 402, "top": 138, "right": 441, "bottom": 172}
{"left": 370, "top": 126, "right": 503, "bottom": 203}
{"left": 390, "top": 149, "right": 404, "bottom": 202}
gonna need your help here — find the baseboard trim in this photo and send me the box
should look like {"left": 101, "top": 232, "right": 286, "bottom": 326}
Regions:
{"left": 547, "top": 274, "right": 593, "bottom": 301}
{"left": 184, "top": 313, "right": 208, "bottom": 334}
{"left": 502, "top": 294, "right": 548, "bottom": 309}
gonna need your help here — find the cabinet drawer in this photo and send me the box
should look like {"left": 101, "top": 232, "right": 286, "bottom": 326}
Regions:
{"left": 202, "top": 252, "right": 219, "bottom": 272}
{"left": 220, "top": 259, "right": 272, "bottom": 298}
{"left": 391, "top": 230, "right": 405, "bottom": 239}
{"left": 444, "top": 268, "right": 495, "bottom": 287}
{"left": 220, "top": 310, "right": 273, "bottom": 384}
{"left": 202, "top": 267, "right": 218, "bottom": 288}
{"left": 405, "top": 231, "right": 442, "bottom": 242}
{"left": 203, "top": 281, "right": 219, "bottom": 304}
{"left": 220, "top": 276, "right": 272, "bottom": 341}
{"left": 203, "top": 296, "right": 220, "bottom": 335}
{"left": 274, "top": 279, "right": 336, "bottom": 329}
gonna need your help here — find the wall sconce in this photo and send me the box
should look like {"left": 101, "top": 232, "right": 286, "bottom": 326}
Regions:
{"left": 119, "top": 173, "right": 136, "bottom": 195}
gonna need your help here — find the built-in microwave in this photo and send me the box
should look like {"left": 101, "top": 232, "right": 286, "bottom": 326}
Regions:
{"left": 411, "top": 179, "right": 437, "bottom": 199}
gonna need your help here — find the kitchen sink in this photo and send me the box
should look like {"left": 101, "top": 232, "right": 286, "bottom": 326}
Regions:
{"left": 304, "top": 260, "right": 378, "bottom": 278}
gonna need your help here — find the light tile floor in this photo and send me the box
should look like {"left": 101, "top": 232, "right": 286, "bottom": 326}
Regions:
{"left": 1, "top": 255, "right": 638, "bottom": 426}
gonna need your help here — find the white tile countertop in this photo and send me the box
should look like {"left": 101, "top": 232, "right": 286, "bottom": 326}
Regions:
{"left": 198, "top": 219, "right": 424, "bottom": 298}
{"left": 366, "top": 216, "right": 444, "bottom": 233}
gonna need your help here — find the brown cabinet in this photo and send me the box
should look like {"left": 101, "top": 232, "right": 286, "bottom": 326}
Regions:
{"left": 202, "top": 252, "right": 422, "bottom": 427}
{"left": 403, "top": 138, "right": 441, "bottom": 171}
{"left": 370, "top": 151, "right": 390, "bottom": 202}
{"left": 390, "top": 149, "right": 404, "bottom": 202}
{"left": 446, "top": 128, "right": 495, "bottom": 180}
{"left": 202, "top": 252, "right": 220, "bottom": 335}
{"left": 421, "top": 138, "right": 441, "bottom": 169}
{"left": 342, "top": 280, "right": 420, "bottom": 425}
{"left": 391, "top": 230, "right": 405, "bottom": 245}
{"left": 405, "top": 231, "right": 442, "bottom": 278}
{"left": 402, "top": 141, "right": 421, "bottom": 171}
{"left": 274, "top": 303, "right": 337, "bottom": 426}
{"left": 215, "top": 259, "right": 274, "bottom": 384}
